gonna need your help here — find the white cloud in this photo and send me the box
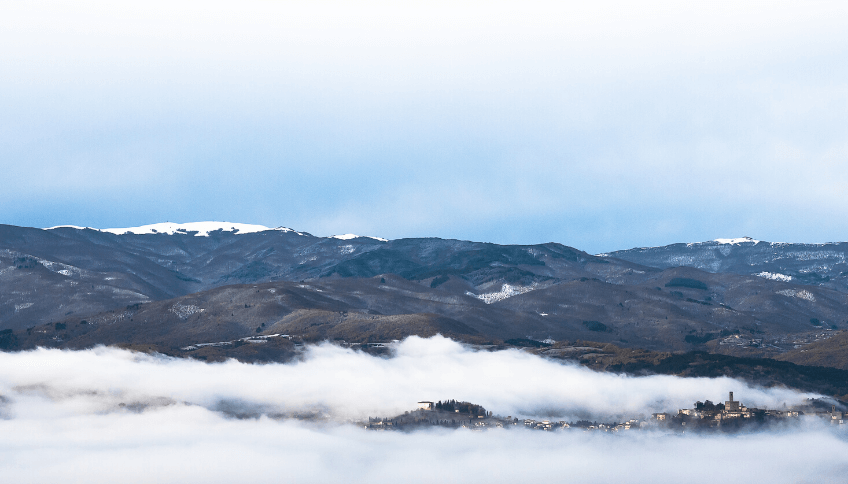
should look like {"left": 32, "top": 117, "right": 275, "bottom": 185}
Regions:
{"left": 0, "top": 336, "right": 815, "bottom": 421}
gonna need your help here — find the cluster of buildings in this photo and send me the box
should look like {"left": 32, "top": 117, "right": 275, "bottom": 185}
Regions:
{"left": 366, "top": 401, "right": 645, "bottom": 432}
{"left": 366, "top": 401, "right": 513, "bottom": 431}
{"left": 365, "top": 394, "right": 846, "bottom": 433}
{"left": 651, "top": 392, "right": 844, "bottom": 430}
{"left": 520, "top": 419, "right": 641, "bottom": 432}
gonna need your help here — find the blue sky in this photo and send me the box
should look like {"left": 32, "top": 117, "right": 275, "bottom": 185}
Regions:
{"left": 2, "top": 1, "right": 847, "bottom": 253}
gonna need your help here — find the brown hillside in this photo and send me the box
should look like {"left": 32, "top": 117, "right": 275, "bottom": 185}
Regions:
{"left": 776, "top": 332, "right": 848, "bottom": 370}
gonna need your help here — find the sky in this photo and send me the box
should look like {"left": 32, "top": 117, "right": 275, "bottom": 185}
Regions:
{"left": 3, "top": 337, "right": 847, "bottom": 483}
{"left": 2, "top": 1, "right": 847, "bottom": 253}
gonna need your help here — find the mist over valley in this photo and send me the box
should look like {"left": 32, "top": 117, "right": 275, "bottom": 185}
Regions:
{"left": 3, "top": 337, "right": 848, "bottom": 483}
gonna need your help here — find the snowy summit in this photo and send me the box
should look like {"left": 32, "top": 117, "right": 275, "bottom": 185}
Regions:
{"left": 46, "top": 222, "right": 306, "bottom": 237}
{"left": 330, "top": 234, "right": 388, "bottom": 242}
{"left": 44, "top": 222, "right": 390, "bottom": 240}
{"left": 713, "top": 237, "right": 760, "bottom": 245}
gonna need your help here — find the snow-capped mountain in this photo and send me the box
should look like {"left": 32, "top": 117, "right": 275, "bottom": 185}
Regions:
{"left": 47, "top": 222, "right": 307, "bottom": 237}
{"left": 45, "top": 222, "right": 390, "bottom": 241}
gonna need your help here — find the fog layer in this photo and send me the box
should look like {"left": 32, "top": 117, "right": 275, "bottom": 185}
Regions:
{"left": 1, "top": 337, "right": 846, "bottom": 483}
{"left": 0, "top": 336, "right": 814, "bottom": 420}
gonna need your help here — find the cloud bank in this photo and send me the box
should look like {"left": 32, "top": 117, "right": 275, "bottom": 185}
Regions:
{"left": 0, "top": 336, "right": 815, "bottom": 420}
{"left": 1, "top": 336, "right": 847, "bottom": 483}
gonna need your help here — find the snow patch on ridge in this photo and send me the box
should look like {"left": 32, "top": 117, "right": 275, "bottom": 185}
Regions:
{"left": 330, "top": 234, "right": 388, "bottom": 242}
{"left": 169, "top": 304, "right": 204, "bottom": 319}
{"left": 14, "top": 302, "right": 34, "bottom": 312}
{"left": 757, "top": 272, "right": 793, "bottom": 282}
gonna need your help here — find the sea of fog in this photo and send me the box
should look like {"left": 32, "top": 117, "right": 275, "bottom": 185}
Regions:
{"left": 1, "top": 336, "right": 847, "bottom": 483}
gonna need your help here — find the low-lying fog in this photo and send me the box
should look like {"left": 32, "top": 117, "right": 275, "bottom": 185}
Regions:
{"left": 1, "top": 336, "right": 847, "bottom": 483}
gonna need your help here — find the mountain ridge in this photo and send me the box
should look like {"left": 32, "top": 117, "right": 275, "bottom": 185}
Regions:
{"left": 605, "top": 237, "right": 848, "bottom": 293}
{"left": 4, "top": 223, "right": 848, "bottom": 371}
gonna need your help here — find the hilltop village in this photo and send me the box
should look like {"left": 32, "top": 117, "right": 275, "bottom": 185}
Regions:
{"left": 649, "top": 392, "right": 812, "bottom": 431}
{"left": 364, "top": 394, "right": 847, "bottom": 433}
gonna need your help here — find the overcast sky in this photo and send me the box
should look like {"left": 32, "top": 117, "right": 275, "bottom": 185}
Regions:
{"left": 2, "top": 1, "right": 847, "bottom": 253}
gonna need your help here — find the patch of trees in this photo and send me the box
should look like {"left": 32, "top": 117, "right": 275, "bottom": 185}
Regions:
{"left": 15, "top": 256, "right": 38, "bottom": 269}
{"left": 686, "top": 297, "right": 712, "bottom": 306}
{"left": 325, "top": 244, "right": 547, "bottom": 281}
{"left": 0, "top": 329, "right": 17, "bottom": 350}
{"left": 170, "top": 269, "right": 201, "bottom": 283}
{"left": 793, "top": 272, "right": 830, "bottom": 284}
{"left": 683, "top": 329, "right": 736, "bottom": 345}
{"left": 685, "top": 333, "right": 716, "bottom": 345}
{"left": 694, "top": 400, "right": 725, "bottom": 411}
{"left": 571, "top": 420, "right": 600, "bottom": 429}
{"left": 434, "top": 399, "right": 487, "bottom": 416}
{"left": 539, "top": 243, "right": 587, "bottom": 263}
{"left": 665, "top": 278, "right": 708, "bottom": 290}
{"left": 500, "top": 267, "right": 545, "bottom": 285}
{"left": 505, "top": 338, "right": 551, "bottom": 347}
{"left": 642, "top": 351, "right": 848, "bottom": 399}
{"left": 582, "top": 320, "right": 609, "bottom": 332}
{"left": 683, "top": 328, "right": 738, "bottom": 345}
{"left": 430, "top": 275, "right": 449, "bottom": 288}
{"left": 324, "top": 248, "right": 420, "bottom": 278}
{"left": 222, "top": 261, "right": 273, "bottom": 282}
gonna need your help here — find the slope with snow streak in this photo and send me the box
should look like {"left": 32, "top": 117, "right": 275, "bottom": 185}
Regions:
{"left": 467, "top": 283, "right": 539, "bottom": 304}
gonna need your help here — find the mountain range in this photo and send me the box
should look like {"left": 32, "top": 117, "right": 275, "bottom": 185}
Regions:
{"left": 3, "top": 222, "right": 848, "bottom": 375}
